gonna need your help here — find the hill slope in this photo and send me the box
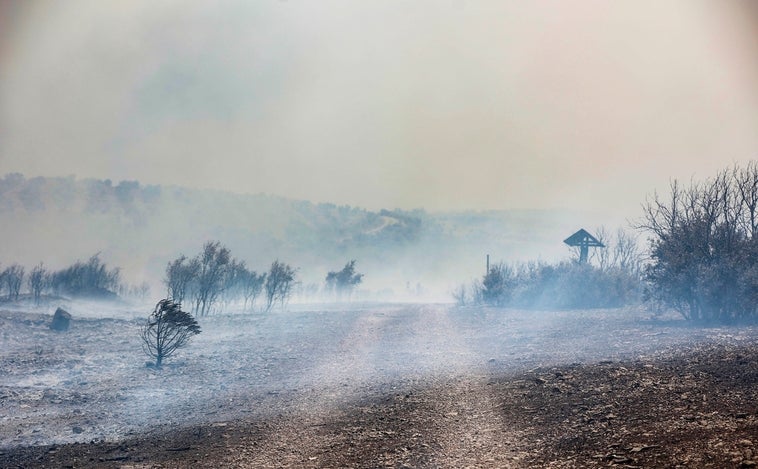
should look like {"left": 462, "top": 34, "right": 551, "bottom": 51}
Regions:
{"left": 0, "top": 173, "right": 588, "bottom": 296}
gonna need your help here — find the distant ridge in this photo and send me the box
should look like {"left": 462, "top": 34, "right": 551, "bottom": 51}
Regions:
{"left": 0, "top": 173, "right": 584, "bottom": 294}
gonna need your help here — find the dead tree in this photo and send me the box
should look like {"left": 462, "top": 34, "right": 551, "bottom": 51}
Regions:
{"left": 242, "top": 269, "right": 266, "bottom": 311}
{"left": 191, "top": 241, "right": 231, "bottom": 316}
{"left": 264, "top": 260, "right": 297, "bottom": 312}
{"left": 164, "top": 255, "right": 200, "bottom": 304}
{"left": 325, "top": 260, "right": 363, "bottom": 300}
{"left": 28, "top": 263, "right": 48, "bottom": 304}
{"left": 2, "top": 264, "right": 25, "bottom": 301}
{"left": 141, "top": 299, "right": 201, "bottom": 368}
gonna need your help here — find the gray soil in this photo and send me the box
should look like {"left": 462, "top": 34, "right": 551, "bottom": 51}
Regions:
{"left": 1, "top": 304, "right": 757, "bottom": 467}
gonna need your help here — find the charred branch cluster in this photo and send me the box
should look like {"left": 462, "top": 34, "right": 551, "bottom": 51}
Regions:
{"left": 0, "top": 254, "right": 136, "bottom": 304}
{"left": 0, "top": 264, "right": 25, "bottom": 301}
{"left": 164, "top": 241, "right": 293, "bottom": 316}
{"left": 325, "top": 260, "right": 363, "bottom": 300}
{"left": 48, "top": 254, "right": 120, "bottom": 299}
{"left": 140, "top": 299, "right": 201, "bottom": 368}
{"left": 639, "top": 162, "right": 758, "bottom": 322}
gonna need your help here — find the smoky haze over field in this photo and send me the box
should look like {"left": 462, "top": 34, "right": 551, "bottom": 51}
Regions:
{"left": 0, "top": 174, "right": 591, "bottom": 298}
{"left": 1, "top": 1, "right": 757, "bottom": 217}
{"left": 1, "top": 2, "right": 758, "bottom": 297}
{"left": 4, "top": 5, "right": 758, "bottom": 464}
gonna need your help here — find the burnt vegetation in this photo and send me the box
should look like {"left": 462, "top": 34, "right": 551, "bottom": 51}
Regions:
{"left": 639, "top": 163, "right": 758, "bottom": 323}
{"left": 263, "top": 260, "right": 298, "bottom": 312}
{"left": 163, "top": 242, "right": 297, "bottom": 315}
{"left": 0, "top": 254, "right": 128, "bottom": 303}
{"left": 48, "top": 254, "right": 121, "bottom": 299}
{"left": 140, "top": 299, "right": 201, "bottom": 368}
{"left": 458, "top": 227, "right": 644, "bottom": 310}
{"left": 325, "top": 260, "right": 364, "bottom": 300}
{"left": 2, "top": 166, "right": 758, "bottom": 467}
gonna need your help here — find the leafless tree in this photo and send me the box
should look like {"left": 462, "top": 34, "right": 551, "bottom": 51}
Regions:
{"left": 325, "top": 260, "right": 363, "bottom": 300}
{"left": 219, "top": 259, "right": 247, "bottom": 310}
{"left": 264, "top": 260, "right": 297, "bottom": 312}
{"left": 591, "top": 226, "right": 611, "bottom": 270}
{"left": 141, "top": 299, "right": 201, "bottom": 368}
{"left": 612, "top": 228, "right": 642, "bottom": 276}
{"left": 242, "top": 268, "right": 266, "bottom": 311}
{"left": 191, "top": 241, "right": 231, "bottom": 316}
{"left": 638, "top": 163, "right": 758, "bottom": 321}
{"left": 28, "top": 263, "right": 48, "bottom": 304}
{"left": 164, "top": 255, "right": 200, "bottom": 304}
{"left": 2, "top": 264, "right": 25, "bottom": 301}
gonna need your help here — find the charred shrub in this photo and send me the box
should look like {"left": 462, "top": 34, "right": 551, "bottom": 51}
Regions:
{"left": 325, "top": 260, "right": 363, "bottom": 300}
{"left": 513, "top": 261, "right": 641, "bottom": 309}
{"left": 1, "top": 264, "right": 25, "bottom": 301}
{"left": 141, "top": 299, "right": 201, "bottom": 368}
{"left": 473, "top": 261, "right": 641, "bottom": 310}
{"left": 264, "top": 260, "right": 297, "bottom": 312}
{"left": 49, "top": 254, "right": 120, "bottom": 299}
{"left": 480, "top": 263, "right": 515, "bottom": 307}
{"left": 641, "top": 163, "right": 758, "bottom": 322}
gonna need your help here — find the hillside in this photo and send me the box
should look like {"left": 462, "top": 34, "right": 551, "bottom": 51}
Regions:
{"left": 0, "top": 173, "right": 589, "bottom": 297}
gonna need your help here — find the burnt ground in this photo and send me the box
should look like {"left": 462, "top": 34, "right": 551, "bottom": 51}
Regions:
{"left": 1, "top": 304, "right": 757, "bottom": 468}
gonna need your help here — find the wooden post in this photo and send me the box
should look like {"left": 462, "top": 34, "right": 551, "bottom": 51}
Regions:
{"left": 486, "top": 254, "right": 490, "bottom": 275}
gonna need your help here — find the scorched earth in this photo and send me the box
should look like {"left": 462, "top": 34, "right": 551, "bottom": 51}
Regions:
{"left": 1, "top": 303, "right": 757, "bottom": 467}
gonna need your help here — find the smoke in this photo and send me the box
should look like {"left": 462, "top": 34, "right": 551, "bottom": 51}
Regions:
{"left": 1, "top": 1, "right": 756, "bottom": 216}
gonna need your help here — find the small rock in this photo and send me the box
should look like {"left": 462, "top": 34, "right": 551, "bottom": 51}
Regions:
{"left": 50, "top": 308, "right": 72, "bottom": 332}
{"left": 72, "top": 426, "right": 83, "bottom": 434}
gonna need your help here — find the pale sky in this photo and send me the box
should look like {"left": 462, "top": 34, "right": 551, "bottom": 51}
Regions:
{"left": 1, "top": 0, "right": 757, "bottom": 218}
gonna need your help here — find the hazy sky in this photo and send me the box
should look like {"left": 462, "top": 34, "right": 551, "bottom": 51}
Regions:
{"left": 1, "top": 1, "right": 757, "bottom": 217}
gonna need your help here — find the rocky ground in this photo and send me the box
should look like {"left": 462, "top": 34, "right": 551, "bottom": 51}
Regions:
{"left": 1, "top": 303, "right": 757, "bottom": 468}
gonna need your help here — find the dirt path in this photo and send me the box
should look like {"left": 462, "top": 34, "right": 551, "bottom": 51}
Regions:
{"left": 2, "top": 305, "right": 758, "bottom": 467}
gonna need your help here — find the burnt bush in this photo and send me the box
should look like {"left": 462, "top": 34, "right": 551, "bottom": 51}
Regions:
{"left": 480, "top": 263, "right": 515, "bottom": 307}
{"left": 264, "top": 260, "right": 297, "bottom": 312}
{"left": 640, "top": 163, "right": 758, "bottom": 322}
{"left": 141, "top": 299, "right": 201, "bottom": 368}
{"left": 473, "top": 261, "right": 641, "bottom": 310}
{"left": 325, "top": 260, "right": 363, "bottom": 300}
{"left": 49, "top": 254, "right": 120, "bottom": 299}
{"left": 1, "top": 264, "right": 25, "bottom": 301}
{"left": 464, "top": 228, "right": 643, "bottom": 310}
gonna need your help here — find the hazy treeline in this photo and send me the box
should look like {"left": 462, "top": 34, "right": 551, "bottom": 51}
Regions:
{"left": 165, "top": 241, "right": 297, "bottom": 316}
{"left": 0, "top": 254, "right": 150, "bottom": 304}
{"left": 165, "top": 241, "right": 366, "bottom": 315}
{"left": 0, "top": 173, "right": 580, "bottom": 294}
{"left": 456, "top": 228, "right": 643, "bottom": 310}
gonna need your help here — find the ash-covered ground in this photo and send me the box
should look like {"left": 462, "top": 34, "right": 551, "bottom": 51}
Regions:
{"left": 1, "top": 303, "right": 757, "bottom": 467}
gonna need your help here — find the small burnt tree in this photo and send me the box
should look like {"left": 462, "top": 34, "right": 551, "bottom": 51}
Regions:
{"left": 191, "top": 241, "right": 231, "bottom": 316}
{"left": 28, "top": 263, "right": 48, "bottom": 304}
{"left": 264, "top": 260, "right": 297, "bottom": 312}
{"left": 325, "top": 260, "right": 363, "bottom": 300}
{"left": 164, "top": 255, "right": 200, "bottom": 304}
{"left": 479, "top": 263, "right": 514, "bottom": 307}
{"left": 2, "top": 264, "right": 25, "bottom": 301}
{"left": 241, "top": 268, "right": 266, "bottom": 311}
{"left": 141, "top": 299, "right": 201, "bottom": 368}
